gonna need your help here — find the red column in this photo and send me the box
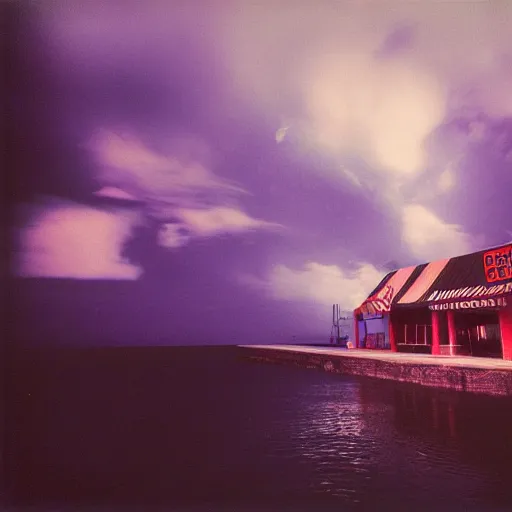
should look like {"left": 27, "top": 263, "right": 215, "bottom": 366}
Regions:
{"left": 354, "top": 311, "right": 360, "bottom": 349}
{"left": 388, "top": 313, "right": 397, "bottom": 352}
{"left": 447, "top": 310, "right": 457, "bottom": 356}
{"left": 499, "top": 299, "right": 512, "bottom": 360}
{"left": 431, "top": 310, "right": 441, "bottom": 355}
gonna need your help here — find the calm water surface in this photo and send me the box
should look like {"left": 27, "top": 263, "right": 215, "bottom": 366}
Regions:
{"left": 6, "top": 345, "right": 512, "bottom": 511}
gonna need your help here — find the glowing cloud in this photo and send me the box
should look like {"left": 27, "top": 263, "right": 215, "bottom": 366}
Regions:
{"left": 94, "top": 186, "right": 140, "bottom": 202}
{"left": 90, "top": 129, "right": 245, "bottom": 206}
{"left": 90, "top": 130, "right": 282, "bottom": 248}
{"left": 304, "top": 55, "right": 445, "bottom": 177}
{"left": 401, "top": 204, "right": 470, "bottom": 261}
{"left": 174, "top": 207, "right": 283, "bottom": 237}
{"left": 243, "top": 261, "right": 385, "bottom": 311}
{"left": 16, "top": 199, "right": 142, "bottom": 280}
{"left": 157, "top": 206, "right": 282, "bottom": 248}
{"left": 220, "top": 1, "right": 510, "bottom": 265}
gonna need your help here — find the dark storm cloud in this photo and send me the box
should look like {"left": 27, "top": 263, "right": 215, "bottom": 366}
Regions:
{"left": 410, "top": 114, "right": 512, "bottom": 249}
{"left": 9, "top": 0, "right": 512, "bottom": 345}
{"left": 7, "top": 0, "right": 224, "bottom": 202}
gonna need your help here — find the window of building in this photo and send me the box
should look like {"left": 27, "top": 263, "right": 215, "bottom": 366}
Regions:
{"left": 404, "top": 324, "right": 432, "bottom": 345}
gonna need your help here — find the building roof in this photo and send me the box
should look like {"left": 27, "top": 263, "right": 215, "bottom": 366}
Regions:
{"left": 356, "top": 242, "right": 512, "bottom": 315}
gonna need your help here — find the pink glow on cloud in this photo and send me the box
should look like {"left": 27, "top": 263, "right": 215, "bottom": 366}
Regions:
{"left": 16, "top": 199, "right": 142, "bottom": 280}
{"left": 90, "top": 129, "right": 245, "bottom": 204}
{"left": 220, "top": 1, "right": 512, "bottom": 259}
{"left": 94, "top": 186, "right": 139, "bottom": 202}
{"left": 174, "top": 207, "right": 283, "bottom": 237}
{"left": 9, "top": 0, "right": 512, "bottom": 346}
{"left": 157, "top": 206, "right": 283, "bottom": 249}
{"left": 90, "top": 129, "right": 283, "bottom": 249}
{"left": 241, "top": 261, "right": 385, "bottom": 312}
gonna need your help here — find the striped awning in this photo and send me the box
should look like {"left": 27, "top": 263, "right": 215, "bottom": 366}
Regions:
{"left": 358, "top": 266, "right": 416, "bottom": 315}
{"left": 356, "top": 243, "right": 512, "bottom": 314}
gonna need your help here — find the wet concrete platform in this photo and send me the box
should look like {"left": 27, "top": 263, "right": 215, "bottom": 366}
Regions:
{"left": 239, "top": 345, "right": 512, "bottom": 396}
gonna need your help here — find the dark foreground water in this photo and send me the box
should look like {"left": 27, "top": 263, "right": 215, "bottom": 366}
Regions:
{"left": 5, "top": 345, "right": 512, "bottom": 511}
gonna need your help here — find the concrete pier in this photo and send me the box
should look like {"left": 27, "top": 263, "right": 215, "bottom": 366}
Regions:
{"left": 239, "top": 345, "right": 512, "bottom": 396}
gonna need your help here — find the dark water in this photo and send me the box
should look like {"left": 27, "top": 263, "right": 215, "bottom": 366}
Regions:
{"left": 6, "top": 345, "right": 512, "bottom": 511}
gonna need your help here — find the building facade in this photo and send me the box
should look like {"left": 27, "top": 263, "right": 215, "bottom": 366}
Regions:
{"left": 354, "top": 243, "right": 512, "bottom": 359}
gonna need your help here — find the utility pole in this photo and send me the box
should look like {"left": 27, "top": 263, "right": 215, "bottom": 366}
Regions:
{"left": 336, "top": 304, "right": 340, "bottom": 343}
{"left": 332, "top": 304, "right": 350, "bottom": 346}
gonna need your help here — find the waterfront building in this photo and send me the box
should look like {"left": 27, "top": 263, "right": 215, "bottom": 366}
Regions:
{"left": 354, "top": 243, "right": 512, "bottom": 359}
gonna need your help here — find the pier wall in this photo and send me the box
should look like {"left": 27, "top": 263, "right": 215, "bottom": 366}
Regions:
{"left": 241, "top": 347, "right": 512, "bottom": 396}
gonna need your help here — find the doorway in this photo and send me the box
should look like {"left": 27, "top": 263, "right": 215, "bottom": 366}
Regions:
{"left": 455, "top": 310, "right": 502, "bottom": 358}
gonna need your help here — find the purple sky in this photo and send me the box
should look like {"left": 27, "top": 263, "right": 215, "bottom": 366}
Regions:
{"left": 8, "top": 1, "right": 512, "bottom": 345}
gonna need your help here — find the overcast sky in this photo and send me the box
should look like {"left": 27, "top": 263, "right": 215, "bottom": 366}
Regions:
{"left": 7, "top": 0, "right": 512, "bottom": 345}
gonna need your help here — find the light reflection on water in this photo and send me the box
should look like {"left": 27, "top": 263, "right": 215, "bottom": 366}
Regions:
{"left": 8, "top": 346, "right": 512, "bottom": 511}
{"left": 254, "top": 367, "right": 512, "bottom": 510}
{"left": 289, "top": 383, "right": 378, "bottom": 503}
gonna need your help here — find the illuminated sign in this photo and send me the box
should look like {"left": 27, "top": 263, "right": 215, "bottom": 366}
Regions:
{"left": 484, "top": 245, "right": 512, "bottom": 283}
{"left": 429, "top": 297, "right": 508, "bottom": 311}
